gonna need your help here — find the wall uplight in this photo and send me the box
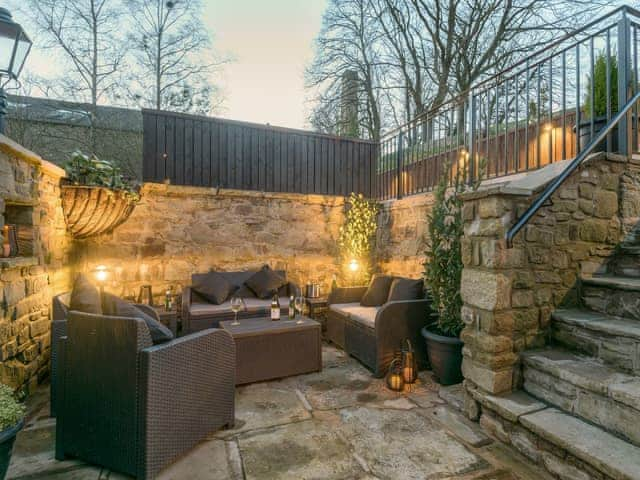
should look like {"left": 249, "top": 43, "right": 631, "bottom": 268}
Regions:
{"left": 348, "top": 259, "right": 359, "bottom": 272}
{"left": 92, "top": 265, "right": 110, "bottom": 293}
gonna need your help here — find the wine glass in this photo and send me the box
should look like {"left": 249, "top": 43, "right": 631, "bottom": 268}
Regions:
{"left": 230, "top": 296, "right": 243, "bottom": 326}
{"left": 294, "top": 296, "right": 305, "bottom": 324}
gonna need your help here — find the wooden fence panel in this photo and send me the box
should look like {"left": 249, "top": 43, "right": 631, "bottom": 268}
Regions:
{"left": 143, "top": 109, "right": 378, "bottom": 197}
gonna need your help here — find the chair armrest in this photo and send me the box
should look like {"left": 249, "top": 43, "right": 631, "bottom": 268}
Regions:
{"left": 133, "top": 304, "right": 160, "bottom": 322}
{"left": 374, "top": 298, "right": 433, "bottom": 374}
{"left": 328, "top": 286, "right": 368, "bottom": 304}
{"left": 137, "top": 328, "right": 236, "bottom": 478}
{"left": 181, "top": 286, "right": 193, "bottom": 332}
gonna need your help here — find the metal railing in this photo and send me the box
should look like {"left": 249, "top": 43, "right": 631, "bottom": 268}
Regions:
{"left": 376, "top": 5, "right": 640, "bottom": 201}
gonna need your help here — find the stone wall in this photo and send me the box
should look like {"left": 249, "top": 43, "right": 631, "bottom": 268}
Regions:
{"left": 78, "top": 184, "right": 346, "bottom": 301}
{"left": 0, "top": 136, "right": 75, "bottom": 392}
{"left": 377, "top": 193, "right": 434, "bottom": 279}
{"left": 459, "top": 153, "right": 638, "bottom": 396}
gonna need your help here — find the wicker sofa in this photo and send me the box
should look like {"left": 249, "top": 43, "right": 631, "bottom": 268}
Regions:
{"left": 326, "top": 283, "right": 431, "bottom": 377}
{"left": 182, "top": 268, "right": 297, "bottom": 333}
{"left": 54, "top": 310, "right": 235, "bottom": 479}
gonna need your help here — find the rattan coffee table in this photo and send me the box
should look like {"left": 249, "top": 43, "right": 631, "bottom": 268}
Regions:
{"left": 220, "top": 316, "right": 322, "bottom": 385}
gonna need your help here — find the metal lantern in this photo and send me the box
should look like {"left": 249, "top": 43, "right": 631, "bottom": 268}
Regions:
{"left": 385, "top": 358, "right": 405, "bottom": 392}
{"left": 401, "top": 339, "right": 418, "bottom": 384}
{"left": 0, "top": 7, "right": 32, "bottom": 134}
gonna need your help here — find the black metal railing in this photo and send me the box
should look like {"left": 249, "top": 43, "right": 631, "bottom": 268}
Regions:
{"left": 377, "top": 5, "right": 640, "bottom": 200}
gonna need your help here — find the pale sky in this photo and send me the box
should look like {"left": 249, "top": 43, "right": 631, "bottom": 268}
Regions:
{"left": 8, "top": 0, "right": 328, "bottom": 130}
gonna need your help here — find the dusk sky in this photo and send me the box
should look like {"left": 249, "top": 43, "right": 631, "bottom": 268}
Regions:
{"left": 8, "top": 0, "right": 328, "bottom": 129}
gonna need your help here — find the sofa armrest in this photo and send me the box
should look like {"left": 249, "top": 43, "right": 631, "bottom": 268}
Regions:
{"left": 374, "top": 298, "right": 433, "bottom": 374}
{"left": 328, "top": 286, "right": 368, "bottom": 304}
{"left": 137, "top": 328, "right": 235, "bottom": 478}
{"left": 133, "top": 303, "right": 160, "bottom": 322}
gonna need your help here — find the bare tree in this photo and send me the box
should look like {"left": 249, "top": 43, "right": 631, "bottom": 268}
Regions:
{"left": 22, "top": 0, "right": 125, "bottom": 106}
{"left": 126, "top": 0, "right": 228, "bottom": 114}
{"left": 306, "top": 0, "right": 385, "bottom": 141}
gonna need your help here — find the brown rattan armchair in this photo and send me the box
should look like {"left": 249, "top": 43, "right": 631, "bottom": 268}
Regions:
{"left": 327, "top": 285, "right": 432, "bottom": 377}
{"left": 55, "top": 311, "right": 236, "bottom": 479}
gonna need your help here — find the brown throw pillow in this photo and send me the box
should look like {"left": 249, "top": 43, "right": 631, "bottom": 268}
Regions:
{"left": 102, "top": 293, "right": 174, "bottom": 344}
{"left": 387, "top": 278, "right": 424, "bottom": 302}
{"left": 192, "top": 271, "right": 237, "bottom": 305}
{"left": 244, "top": 265, "right": 287, "bottom": 299}
{"left": 69, "top": 274, "right": 102, "bottom": 314}
{"left": 360, "top": 274, "right": 394, "bottom": 307}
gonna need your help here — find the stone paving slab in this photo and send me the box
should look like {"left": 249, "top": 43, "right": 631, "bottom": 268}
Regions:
{"left": 8, "top": 345, "right": 560, "bottom": 480}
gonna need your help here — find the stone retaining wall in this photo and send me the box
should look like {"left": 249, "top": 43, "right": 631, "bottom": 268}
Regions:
{"left": 79, "top": 184, "right": 346, "bottom": 301}
{"left": 459, "top": 152, "right": 640, "bottom": 396}
{"left": 0, "top": 136, "right": 75, "bottom": 392}
{"left": 377, "top": 193, "right": 434, "bottom": 279}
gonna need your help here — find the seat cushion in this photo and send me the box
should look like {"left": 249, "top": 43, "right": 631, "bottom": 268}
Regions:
{"left": 244, "top": 265, "right": 287, "bottom": 299}
{"left": 329, "top": 303, "right": 380, "bottom": 328}
{"left": 192, "top": 271, "right": 237, "bottom": 305}
{"left": 387, "top": 278, "right": 424, "bottom": 302}
{"left": 69, "top": 274, "right": 102, "bottom": 314}
{"left": 102, "top": 293, "right": 174, "bottom": 344}
{"left": 360, "top": 274, "right": 394, "bottom": 307}
{"left": 190, "top": 297, "right": 290, "bottom": 317}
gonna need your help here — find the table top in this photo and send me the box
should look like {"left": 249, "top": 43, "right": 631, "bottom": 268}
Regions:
{"left": 220, "top": 316, "right": 320, "bottom": 338}
{"left": 305, "top": 297, "right": 328, "bottom": 305}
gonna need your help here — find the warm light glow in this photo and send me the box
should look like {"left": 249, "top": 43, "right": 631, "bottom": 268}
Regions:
{"left": 543, "top": 123, "right": 553, "bottom": 132}
{"left": 348, "top": 259, "right": 359, "bottom": 272}
{"left": 93, "top": 265, "right": 109, "bottom": 283}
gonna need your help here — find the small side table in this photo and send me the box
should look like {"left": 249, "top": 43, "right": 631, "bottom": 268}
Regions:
{"left": 153, "top": 306, "right": 180, "bottom": 337}
{"left": 305, "top": 297, "right": 329, "bottom": 331}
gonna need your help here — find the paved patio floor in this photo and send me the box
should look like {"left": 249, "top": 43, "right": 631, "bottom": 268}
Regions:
{"left": 7, "top": 344, "right": 551, "bottom": 479}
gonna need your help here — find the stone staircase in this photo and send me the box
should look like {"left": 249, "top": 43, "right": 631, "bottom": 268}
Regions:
{"left": 518, "top": 243, "right": 640, "bottom": 479}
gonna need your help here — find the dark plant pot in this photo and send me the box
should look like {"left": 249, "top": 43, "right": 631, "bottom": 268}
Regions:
{"left": 574, "top": 116, "right": 618, "bottom": 153}
{"left": 0, "top": 419, "right": 24, "bottom": 480}
{"left": 421, "top": 327, "right": 464, "bottom": 386}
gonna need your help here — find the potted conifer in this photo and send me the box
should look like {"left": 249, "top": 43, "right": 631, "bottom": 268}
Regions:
{"left": 0, "top": 384, "right": 25, "bottom": 479}
{"left": 421, "top": 164, "right": 467, "bottom": 385}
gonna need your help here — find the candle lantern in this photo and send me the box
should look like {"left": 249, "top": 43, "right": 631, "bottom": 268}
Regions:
{"left": 385, "top": 358, "right": 405, "bottom": 392}
{"left": 401, "top": 339, "right": 418, "bottom": 384}
{"left": 138, "top": 285, "right": 153, "bottom": 306}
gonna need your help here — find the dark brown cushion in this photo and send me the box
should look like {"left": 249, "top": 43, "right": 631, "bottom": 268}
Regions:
{"left": 244, "top": 265, "right": 287, "bottom": 299}
{"left": 69, "top": 274, "right": 102, "bottom": 314}
{"left": 360, "top": 274, "right": 394, "bottom": 307}
{"left": 387, "top": 278, "right": 424, "bottom": 302}
{"left": 102, "top": 293, "right": 174, "bottom": 344}
{"left": 192, "top": 271, "right": 237, "bottom": 305}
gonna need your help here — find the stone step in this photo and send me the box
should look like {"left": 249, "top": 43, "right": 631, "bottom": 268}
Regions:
{"left": 581, "top": 275, "right": 640, "bottom": 320}
{"left": 551, "top": 308, "right": 640, "bottom": 373}
{"left": 608, "top": 245, "right": 640, "bottom": 277}
{"left": 520, "top": 407, "right": 640, "bottom": 480}
{"left": 522, "top": 348, "right": 640, "bottom": 448}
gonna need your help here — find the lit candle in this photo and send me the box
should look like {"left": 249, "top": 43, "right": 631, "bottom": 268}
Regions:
{"left": 1, "top": 225, "right": 10, "bottom": 258}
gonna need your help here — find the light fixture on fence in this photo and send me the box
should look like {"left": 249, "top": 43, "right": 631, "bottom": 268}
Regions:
{"left": 348, "top": 259, "right": 359, "bottom": 272}
{"left": 92, "top": 265, "right": 110, "bottom": 293}
{"left": 543, "top": 122, "right": 553, "bottom": 133}
{"left": 0, "top": 7, "right": 32, "bottom": 135}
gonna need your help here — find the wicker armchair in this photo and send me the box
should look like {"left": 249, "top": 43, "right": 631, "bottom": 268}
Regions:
{"left": 55, "top": 311, "right": 235, "bottom": 479}
{"left": 327, "top": 285, "right": 431, "bottom": 377}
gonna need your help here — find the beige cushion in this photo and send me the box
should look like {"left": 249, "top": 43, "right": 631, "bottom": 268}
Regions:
{"left": 190, "top": 297, "right": 290, "bottom": 317}
{"left": 329, "top": 303, "right": 380, "bottom": 328}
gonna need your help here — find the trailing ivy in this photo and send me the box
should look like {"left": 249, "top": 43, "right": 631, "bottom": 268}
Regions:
{"left": 338, "top": 192, "right": 380, "bottom": 284}
{"left": 63, "top": 151, "right": 140, "bottom": 202}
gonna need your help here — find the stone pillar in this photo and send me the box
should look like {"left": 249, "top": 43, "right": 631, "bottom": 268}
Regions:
{"left": 459, "top": 192, "right": 536, "bottom": 396}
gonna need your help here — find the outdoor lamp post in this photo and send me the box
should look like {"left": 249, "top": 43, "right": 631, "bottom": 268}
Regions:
{"left": 0, "top": 7, "right": 32, "bottom": 134}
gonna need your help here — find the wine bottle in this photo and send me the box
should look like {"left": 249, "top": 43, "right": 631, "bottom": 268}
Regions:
{"left": 331, "top": 274, "right": 338, "bottom": 291}
{"left": 271, "top": 294, "right": 280, "bottom": 321}
{"left": 288, "top": 295, "right": 295, "bottom": 319}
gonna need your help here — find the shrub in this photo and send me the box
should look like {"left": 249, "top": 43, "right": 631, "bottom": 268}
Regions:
{"left": 338, "top": 192, "right": 379, "bottom": 284}
{"left": 583, "top": 51, "right": 618, "bottom": 118}
{"left": 0, "top": 384, "right": 25, "bottom": 431}
{"left": 424, "top": 160, "right": 483, "bottom": 337}
{"left": 63, "top": 151, "right": 140, "bottom": 201}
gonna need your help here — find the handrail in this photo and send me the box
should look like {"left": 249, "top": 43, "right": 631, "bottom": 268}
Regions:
{"left": 382, "top": 5, "right": 640, "bottom": 140}
{"left": 505, "top": 91, "right": 640, "bottom": 248}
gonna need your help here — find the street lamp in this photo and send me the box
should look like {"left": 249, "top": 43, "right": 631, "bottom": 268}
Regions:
{"left": 0, "top": 7, "right": 32, "bottom": 134}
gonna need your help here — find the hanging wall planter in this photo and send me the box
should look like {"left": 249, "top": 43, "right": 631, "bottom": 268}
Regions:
{"left": 60, "top": 152, "right": 140, "bottom": 239}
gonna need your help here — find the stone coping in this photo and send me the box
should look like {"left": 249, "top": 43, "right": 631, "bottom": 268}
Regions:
{"left": 461, "top": 151, "right": 623, "bottom": 201}
{"left": 0, "top": 134, "right": 66, "bottom": 179}
{"left": 141, "top": 182, "right": 346, "bottom": 206}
